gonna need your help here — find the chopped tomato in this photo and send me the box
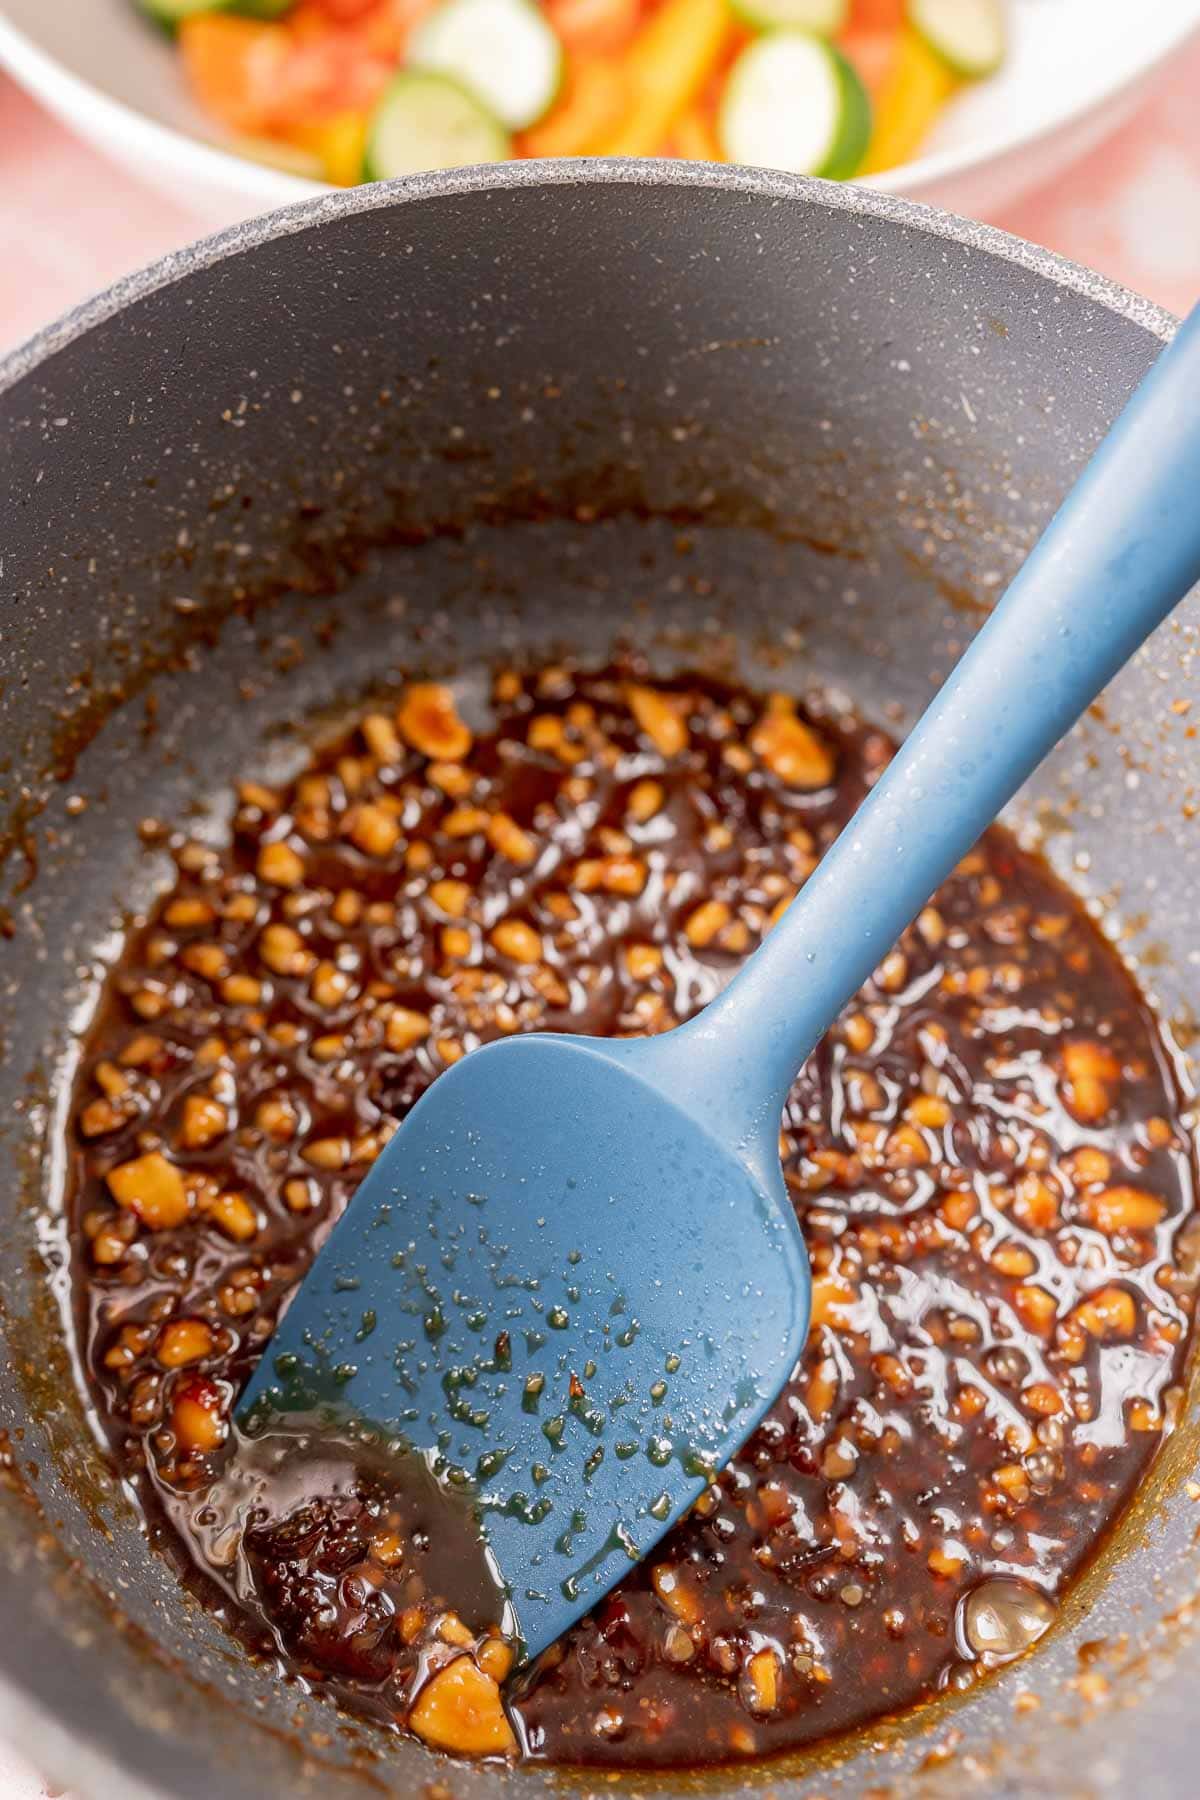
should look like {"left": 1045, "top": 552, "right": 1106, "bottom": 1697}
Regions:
{"left": 362, "top": 0, "right": 439, "bottom": 55}
{"left": 545, "top": 0, "right": 642, "bottom": 55}
{"left": 176, "top": 0, "right": 979, "bottom": 179}
{"left": 846, "top": 0, "right": 903, "bottom": 26}
{"left": 179, "top": 12, "right": 396, "bottom": 134}
{"left": 290, "top": 0, "right": 435, "bottom": 56}
{"left": 839, "top": 0, "right": 904, "bottom": 99}
{"left": 839, "top": 27, "right": 898, "bottom": 99}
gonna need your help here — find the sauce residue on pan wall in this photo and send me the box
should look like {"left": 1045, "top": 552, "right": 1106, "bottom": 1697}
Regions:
{"left": 65, "top": 664, "right": 1198, "bottom": 1764}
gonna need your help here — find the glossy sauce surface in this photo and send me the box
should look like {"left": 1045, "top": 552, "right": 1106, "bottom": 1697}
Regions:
{"left": 68, "top": 665, "right": 1197, "bottom": 1766}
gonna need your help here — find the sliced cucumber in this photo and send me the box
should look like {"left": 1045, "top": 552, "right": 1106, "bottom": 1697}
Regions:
{"left": 136, "top": 0, "right": 291, "bottom": 29}
{"left": 730, "top": 0, "right": 848, "bottom": 33}
{"left": 409, "top": 0, "right": 563, "bottom": 132}
{"left": 907, "top": 0, "right": 1005, "bottom": 78}
{"left": 364, "top": 71, "right": 511, "bottom": 180}
{"left": 719, "top": 34, "right": 870, "bottom": 180}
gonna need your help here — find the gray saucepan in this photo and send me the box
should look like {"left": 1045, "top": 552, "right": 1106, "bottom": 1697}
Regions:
{"left": 0, "top": 163, "right": 1196, "bottom": 1800}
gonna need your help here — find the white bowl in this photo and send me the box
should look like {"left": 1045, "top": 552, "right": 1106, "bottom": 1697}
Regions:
{"left": 0, "top": 0, "right": 1198, "bottom": 228}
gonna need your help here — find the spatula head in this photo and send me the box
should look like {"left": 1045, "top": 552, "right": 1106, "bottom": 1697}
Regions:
{"left": 238, "top": 1032, "right": 810, "bottom": 1661}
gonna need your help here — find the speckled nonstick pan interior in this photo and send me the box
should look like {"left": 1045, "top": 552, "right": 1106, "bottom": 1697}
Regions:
{"left": 0, "top": 164, "right": 1197, "bottom": 1800}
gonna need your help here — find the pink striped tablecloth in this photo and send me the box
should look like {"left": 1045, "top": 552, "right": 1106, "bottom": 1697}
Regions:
{"left": 1, "top": 35, "right": 1200, "bottom": 1800}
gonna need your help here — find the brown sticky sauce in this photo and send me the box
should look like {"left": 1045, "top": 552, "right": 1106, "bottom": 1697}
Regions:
{"left": 62, "top": 661, "right": 1198, "bottom": 1768}
{"left": 167, "top": 1421, "right": 511, "bottom": 1691}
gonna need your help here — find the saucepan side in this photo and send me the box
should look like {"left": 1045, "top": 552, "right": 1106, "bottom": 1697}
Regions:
{"left": 0, "top": 163, "right": 1195, "bottom": 1799}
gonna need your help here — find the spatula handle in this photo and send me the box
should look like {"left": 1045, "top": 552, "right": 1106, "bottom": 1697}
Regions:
{"left": 671, "top": 302, "right": 1200, "bottom": 1158}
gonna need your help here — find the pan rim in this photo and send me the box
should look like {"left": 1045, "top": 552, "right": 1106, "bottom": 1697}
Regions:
{"left": 0, "top": 159, "right": 1178, "bottom": 407}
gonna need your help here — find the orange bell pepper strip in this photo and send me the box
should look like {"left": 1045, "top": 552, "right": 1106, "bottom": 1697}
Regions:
{"left": 545, "top": 0, "right": 641, "bottom": 55}
{"left": 587, "top": 0, "right": 734, "bottom": 157}
{"left": 178, "top": 16, "right": 295, "bottom": 136}
{"left": 518, "top": 58, "right": 631, "bottom": 158}
{"left": 671, "top": 105, "right": 724, "bottom": 163}
{"left": 861, "top": 24, "right": 955, "bottom": 174}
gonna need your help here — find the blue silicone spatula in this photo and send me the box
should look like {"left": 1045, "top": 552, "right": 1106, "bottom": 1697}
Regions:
{"left": 241, "top": 305, "right": 1200, "bottom": 1662}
